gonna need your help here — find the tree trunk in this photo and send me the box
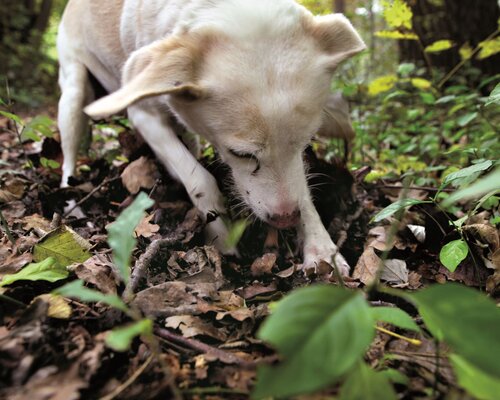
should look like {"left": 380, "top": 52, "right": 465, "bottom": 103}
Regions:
{"left": 399, "top": 0, "right": 500, "bottom": 81}
{"left": 333, "top": 0, "right": 346, "bottom": 14}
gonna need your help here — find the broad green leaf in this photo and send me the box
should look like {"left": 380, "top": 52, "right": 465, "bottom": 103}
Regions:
{"left": 478, "top": 37, "right": 500, "bottom": 60}
{"left": 485, "top": 83, "right": 500, "bottom": 106}
{"left": 372, "top": 198, "right": 430, "bottom": 223}
{"left": 410, "top": 284, "right": 500, "bottom": 378}
{"left": 411, "top": 78, "right": 432, "bottom": 90}
{"left": 0, "top": 110, "right": 23, "bottom": 125}
{"left": 54, "top": 280, "right": 129, "bottom": 313}
{"left": 107, "top": 192, "right": 154, "bottom": 284}
{"left": 368, "top": 75, "right": 398, "bottom": 96}
{"left": 253, "top": 286, "right": 374, "bottom": 399}
{"left": 450, "top": 354, "right": 500, "bottom": 400}
{"left": 439, "top": 240, "right": 468, "bottom": 272}
{"left": 424, "top": 40, "right": 455, "bottom": 53}
{"left": 106, "top": 319, "right": 153, "bottom": 352}
{"left": 0, "top": 258, "right": 68, "bottom": 286}
{"left": 442, "top": 160, "right": 493, "bottom": 187}
{"left": 339, "top": 362, "right": 397, "bottom": 400}
{"left": 442, "top": 169, "right": 500, "bottom": 206}
{"left": 375, "top": 30, "right": 418, "bottom": 40}
{"left": 34, "top": 226, "right": 92, "bottom": 268}
{"left": 22, "top": 116, "right": 55, "bottom": 142}
{"left": 457, "top": 112, "right": 478, "bottom": 127}
{"left": 381, "top": 0, "right": 413, "bottom": 30}
{"left": 371, "top": 307, "right": 420, "bottom": 332}
{"left": 225, "top": 219, "right": 248, "bottom": 249}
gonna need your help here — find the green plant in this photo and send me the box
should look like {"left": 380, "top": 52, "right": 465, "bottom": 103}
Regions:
{"left": 252, "top": 283, "right": 500, "bottom": 399}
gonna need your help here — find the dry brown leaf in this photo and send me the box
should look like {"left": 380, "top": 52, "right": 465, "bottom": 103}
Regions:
{"left": 353, "top": 247, "right": 381, "bottom": 285}
{"left": 165, "top": 315, "right": 227, "bottom": 341}
{"left": 35, "top": 294, "right": 72, "bottom": 319}
{"left": 250, "top": 253, "right": 277, "bottom": 277}
{"left": 121, "top": 156, "right": 159, "bottom": 194}
{"left": 134, "top": 214, "right": 160, "bottom": 238}
{"left": 69, "top": 254, "right": 118, "bottom": 294}
{"left": 21, "top": 214, "right": 52, "bottom": 236}
{"left": 381, "top": 259, "right": 409, "bottom": 286}
{"left": 0, "top": 178, "right": 25, "bottom": 203}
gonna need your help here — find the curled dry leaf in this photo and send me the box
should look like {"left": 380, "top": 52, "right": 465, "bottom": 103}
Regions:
{"left": 353, "top": 247, "right": 381, "bottom": 285}
{"left": 165, "top": 315, "right": 228, "bottom": 341}
{"left": 251, "top": 253, "right": 277, "bottom": 277}
{"left": 69, "top": 254, "right": 119, "bottom": 295}
{"left": 381, "top": 259, "right": 409, "bottom": 286}
{"left": 134, "top": 214, "right": 160, "bottom": 238}
{"left": 34, "top": 294, "right": 72, "bottom": 319}
{"left": 121, "top": 156, "right": 159, "bottom": 194}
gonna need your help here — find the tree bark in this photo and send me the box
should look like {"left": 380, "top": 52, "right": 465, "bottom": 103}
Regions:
{"left": 333, "top": 0, "right": 346, "bottom": 14}
{"left": 399, "top": 0, "right": 500, "bottom": 81}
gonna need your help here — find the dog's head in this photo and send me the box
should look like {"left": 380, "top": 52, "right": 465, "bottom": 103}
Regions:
{"left": 85, "top": 6, "right": 365, "bottom": 228}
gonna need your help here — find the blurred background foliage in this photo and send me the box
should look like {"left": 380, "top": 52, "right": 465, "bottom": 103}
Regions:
{"left": 0, "top": 0, "right": 499, "bottom": 180}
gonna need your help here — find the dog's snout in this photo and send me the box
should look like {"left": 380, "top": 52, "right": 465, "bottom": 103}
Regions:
{"left": 267, "top": 209, "right": 301, "bottom": 229}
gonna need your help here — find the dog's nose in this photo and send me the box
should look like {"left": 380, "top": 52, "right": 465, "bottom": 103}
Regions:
{"left": 267, "top": 209, "right": 301, "bottom": 229}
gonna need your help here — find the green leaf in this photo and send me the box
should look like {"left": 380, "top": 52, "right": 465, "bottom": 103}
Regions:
{"left": 439, "top": 240, "right": 468, "bottom": 272}
{"left": 225, "top": 219, "right": 248, "bottom": 249}
{"left": 54, "top": 280, "right": 129, "bottom": 313}
{"left": 450, "top": 354, "right": 500, "bottom": 400}
{"left": 381, "top": 0, "right": 414, "bottom": 30}
{"left": 375, "top": 30, "right": 418, "bottom": 40}
{"left": 442, "top": 160, "right": 493, "bottom": 187}
{"left": 368, "top": 75, "right": 398, "bottom": 96}
{"left": 478, "top": 37, "right": 500, "bottom": 60}
{"left": 379, "top": 369, "right": 410, "bottom": 386}
{"left": 372, "top": 199, "right": 430, "bottom": 223}
{"left": 410, "top": 284, "right": 500, "bottom": 378}
{"left": 339, "top": 362, "right": 398, "bottom": 400}
{"left": 33, "top": 226, "right": 92, "bottom": 268}
{"left": 0, "top": 258, "right": 68, "bottom": 286}
{"left": 252, "top": 286, "right": 374, "bottom": 399}
{"left": 457, "top": 112, "right": 478, "bottom": 127}
{"left": 442, "top": 168, "right": 500, "bottom": 206}
{"left": 424, "top": 40, "right": 455, "bottom": 53}
{"left": 485, "top": 83, "right": 500, "bottom": 106}
{"left": 0, "top": 110, "right": 23, "bottom": 126}
{"left": 411, "top": 78, "right": 432, "bottom": 90}
{"left": 106, "top": 319, "right": 153, "bottom": 352}
{"left": 107, "top": 192, "right": 154, "bottom": 284}
{"left": 371, "top": 307, "right": 420, "bottom": 332}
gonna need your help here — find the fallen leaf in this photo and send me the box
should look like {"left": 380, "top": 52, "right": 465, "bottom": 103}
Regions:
{"left": 165, "top": 315, "right": 227, "bottom": 341}
{"left": 251, "top": 253, "right": 277, "bottom": 277}
{"left": 381, "top": 259, "right": 409, "bottom": 285}
{"left": 353, "top": 247, "right": 381, "bottom": 285}
{"left": 69, "top": 254, "right": 118, "bottom": 294}
{"left": 134, "top": 214, "right": 160, "bottom": 238}
{"left": 33, "top": 226, "right": 92, "bottom": 267}
{"left": 35, "top": 294, "right": 72, "bottom": 319}
{"left": 121, "top": 156, "right": 159, "bottom": 194}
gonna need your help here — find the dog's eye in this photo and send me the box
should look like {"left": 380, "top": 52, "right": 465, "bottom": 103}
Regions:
{"left": 229, "top": 149, "right": 254, "bottom": 159}
{"left": 228, "top": 149, "right": 261, "bottom": 174}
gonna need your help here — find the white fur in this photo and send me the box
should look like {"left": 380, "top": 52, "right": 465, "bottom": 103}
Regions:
{"left": 57, "top": 0, "right": 366, "bottom": 274}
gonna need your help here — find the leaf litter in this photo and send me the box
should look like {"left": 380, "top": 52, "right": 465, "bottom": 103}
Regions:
{"left": 0, "top": 113, "right": 498, "bottom": 399}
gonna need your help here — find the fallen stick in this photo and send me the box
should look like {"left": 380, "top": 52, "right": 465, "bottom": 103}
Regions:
{"left": 154, "top": 327, "right": 255, "bottom": 368}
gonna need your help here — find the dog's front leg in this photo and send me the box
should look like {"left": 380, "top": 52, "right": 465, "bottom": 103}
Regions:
{"left": 127, "top": 105, "right": 235, "bottom": 255}
{"left": 298, "top": 193, "right": 350, "bottom": 276}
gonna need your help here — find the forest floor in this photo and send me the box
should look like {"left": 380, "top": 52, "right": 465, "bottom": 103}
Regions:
{"left": 0, "top": 110, "right": 498, "bottom": 400}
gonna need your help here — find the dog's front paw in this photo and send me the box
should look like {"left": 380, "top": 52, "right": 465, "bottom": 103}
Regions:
{"left": 301, "top": 242, "right": 350, "bottom": 277}
{"left": 204, "top": 218, "right": 239, "bottom": 257}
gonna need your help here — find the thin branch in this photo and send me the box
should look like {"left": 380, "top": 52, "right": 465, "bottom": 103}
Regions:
{"left": 63, "top": 176, "right": 120, "bottom": 217}
{"left": 0, "top": 208, "right": 15, "bottom": 245}
{"left": 154, "top": 327, "right": 255, "bottom": 368}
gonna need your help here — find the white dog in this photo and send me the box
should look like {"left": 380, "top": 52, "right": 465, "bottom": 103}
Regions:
{"left": 57, "top": 0, "right": 365, "bottom": 275}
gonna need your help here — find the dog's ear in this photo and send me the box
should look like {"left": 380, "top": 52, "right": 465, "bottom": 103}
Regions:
{"left": 318, "top": 92, "right": 355, "bottom": 142}
{"left": 84, "top": 37, "right": 207, "bottom": 119}
{"left": 306, "top": 13, "right": 366, "bottom": 67}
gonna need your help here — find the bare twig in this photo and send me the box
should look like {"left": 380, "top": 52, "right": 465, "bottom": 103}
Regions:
{"left": 63, "top": 176, "right": 120, "bottom": 218}
{"left": 155, "top": 327, "right": 255, "bottom": 368}
{"left": 123, "top": 236, "right": 179, "bottom": 301}
{"left": 100, "top": 354, "right": 154, "bottom": 400}
{"left": 0, "top": 209, "right": 15, "bottom": 245}
{"left": 376, "top": 184, "right": 454, "bottom": 193}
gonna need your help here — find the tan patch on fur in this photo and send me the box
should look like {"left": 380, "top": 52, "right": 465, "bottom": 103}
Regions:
{"left": 234, "top": 105, "right": 269, "bottom": 144}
